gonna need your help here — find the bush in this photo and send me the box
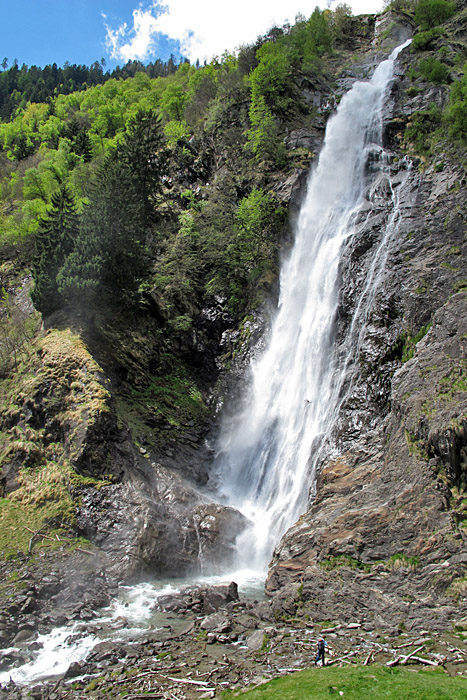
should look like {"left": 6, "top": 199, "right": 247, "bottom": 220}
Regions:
{"left": 404, "top": 106, "right": 442, "bottom": 154}
{"left": 445, "top": 67, "right": 467, "bottom": 143}
{"left": 419, "top": 56, "right": 451, "bottom": 83}
{"left": 411, "top": 26, "right": 445, "bottom": 50}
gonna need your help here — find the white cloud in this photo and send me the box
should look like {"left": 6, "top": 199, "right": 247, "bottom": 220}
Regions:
{"left": 104, "top": 0, "right": 384, "bottom": 64}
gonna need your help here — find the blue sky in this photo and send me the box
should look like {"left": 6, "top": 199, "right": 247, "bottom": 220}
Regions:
{"left": 0, "top": 1, "right": 383, "bottom": 70}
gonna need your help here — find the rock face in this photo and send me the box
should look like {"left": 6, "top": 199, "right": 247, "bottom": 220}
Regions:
{"left": 75, "top": 463, "right": 249, "bottom": 580}
{"left": 265, "top": 17, "right": 467, "bottom": 627}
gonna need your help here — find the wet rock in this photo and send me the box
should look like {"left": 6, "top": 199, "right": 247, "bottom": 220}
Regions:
{"left": 200, "top": 612, "right": 231, "bottom": 633}
{"left": 201, "top": 582, "right": 239, "bottom": 613}
{"left": 12, "top": 629, "right": 35, "bottom": 644}
{"left": 64, "top": 661, "right": 84, "bottom": 679}
{"left": 247, "top": 630, "right": 267, "bottom": 652}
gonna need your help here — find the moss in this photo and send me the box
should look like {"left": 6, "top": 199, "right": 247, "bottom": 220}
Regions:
{"left": 398, "top": 323, "right": 432, "bottom": 363}
{"left": 447, "top": 576, "right": 467, "bottom": 599}
{"left": 405, "top": 429, "right": 430, "bottom": 460}
{"left": 422, "top": 362, "right": 467, "bottom": 417}
{"left": 116, "top": 358, "right": 208, "bottom": 447}
{"left": 453, "top": 279, "right": 467, "bottom": 293}
{"left": 318, "top": 555, "right": 371, "bottom": 573}
{"left": 386, "top": 552, "right": 420, "bottom": 570}
{"left": 0, "top": 327, "right": 116, "bottom": 559}
{"left": 0, "top": 466, "right": 76, "bottom": 559}
{"left": 415, "top": 279, "right": 429, "bottom": 294}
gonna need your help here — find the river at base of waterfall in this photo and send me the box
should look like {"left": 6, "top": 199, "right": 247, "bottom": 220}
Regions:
{"left": 0, "top": 568, "right": 265, "bottom": 687}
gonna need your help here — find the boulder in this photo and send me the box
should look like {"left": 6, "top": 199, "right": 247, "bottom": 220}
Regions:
{"left": 200, "top": 612, "right": 231, "bottom": 633}
{"left": 201, "top": 582, "right": 239, "bottom": 613}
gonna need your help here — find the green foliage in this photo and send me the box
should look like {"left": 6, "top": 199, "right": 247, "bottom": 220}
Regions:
{"left": 0, "top": 289, "right": 40, "bottom": 376}
{"left": 160, "top": 81, "right": 189, "bottom": 121}
{"left": 57, "top": 152, "right": 146, "bottom": 307}
{"left": 250, "top": 42, "right": 294, "bottom": 115}
{"left": 414, "top": 0, "right": 456, "bottom": 29}
{"left": 400, "top": 323, "right": 432, "bottom": 362}
{"left": 318, "top": 554, "right": 371, "bottom": 572}
{"left": 117, "top": 109, "right": 166, "bottom": 224}
{"left": 328, "top": 4, "right": 354, "bottom": 38}
{"left": 246, "top": 95, "right": 286, "bottom": 165}
{"left": 211, "top": 188, "right": 285, "bottom": 312}
{"left": 30, "top": 185, "right": 79, "bottom": 315}
{"left": 418, "top": 56, "right": 450, "bottom": 83}
{"left": 411, "top": 26, "right": 445, "bottom": 50}
{"left": 246, "top": 7, "right": 332, "bottom": 164}
{"left": 386, "top": 552, "right": 420, "bottom": 569}
{"left": 445, "top": 66, "right": 467, "bottom": 143}
{"left": 164, "top": 119, "right": 191, "bottom": 149}
{"left": 126, "top": 362, "right": 207, "bottom": 431}
{"left": 29, "top": 110, "right": 166, "bottom": 312}
{"left": 404, "top": 106, "right": 442, "bottom": 155}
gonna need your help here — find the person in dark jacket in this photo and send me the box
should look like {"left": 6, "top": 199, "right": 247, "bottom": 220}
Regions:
{"left": 315, "top": 637, "right": 327, "bottom": 666}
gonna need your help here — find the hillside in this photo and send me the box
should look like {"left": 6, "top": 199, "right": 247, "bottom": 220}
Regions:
{"left": 0, "top": 0, "right": 466, "bottom": 694}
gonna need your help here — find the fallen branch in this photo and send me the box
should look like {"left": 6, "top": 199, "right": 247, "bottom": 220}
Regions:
{"left": 115, "top": 670, "right": 159, "bottom": 686}
{"left": 326, "top": 651, "right": 358, "bottom": 666}
{"left": 75, "top": 547, "right": 95, "bottom": 555}
{"left": 363, "top": 651, "right": 374, "bottom": 666}
{"left": 449, "top": 646, "right": 467, "bottom": 657}
{"left": 395, "top": 640, "right": 419, "bottom": 650}
{"left": 122, "top": 695, "right": 165, "bottom": 699}
{"left": 401, "top": 646, "right": 425, "bottom": 665}
{"left": 411, "top": 656, "right": 439, "bottom": 667}
{"left": 166, "top": 676, "right": 210, "bottom": 686}
{"left": 387, "top": 645, "right": 424, "bottom": 667}
{"left": 25, "top": 526, "right": 55, "bottom": 541}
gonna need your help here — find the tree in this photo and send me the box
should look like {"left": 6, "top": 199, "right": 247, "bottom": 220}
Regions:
{"left": 0, "top": 289, "right": 39, "bottom": 376}
{"left": 57, "top": 153, "right": 146, "bottom": 307}
{"left": 246, "top": 94, "right": 286, "bottom": 165}
{"left": 118, "top": 109, "right": 166, "bottom": 224}
{"left": 30, "top": 185, "right": 79, "bottom": 316}
{"left": 414, "top": 0, "right": 456, "bottom": 29}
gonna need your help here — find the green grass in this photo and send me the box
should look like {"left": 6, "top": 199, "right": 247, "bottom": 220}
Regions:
{"left": 221, "top": 666, "right": 467, "bottom": 700}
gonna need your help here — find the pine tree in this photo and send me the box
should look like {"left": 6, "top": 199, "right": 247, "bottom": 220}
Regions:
{"left": 57, "top": 152, "right": 146, "bottom": 307}
{"left": 118, "top": 109, "right": 166, "bottom": 225}
{"left": 30, "top": 185, "right": 79, "bottom": 316}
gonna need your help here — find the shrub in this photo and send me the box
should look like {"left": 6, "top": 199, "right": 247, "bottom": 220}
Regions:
{"left": 419, "top": 56, "right": 451, "bottom": 83}
{"left": 411, "top": 26, "right": 445, "bottom": 50}
{"left": 445, "top": 66, "right": 467, "bottom": 143}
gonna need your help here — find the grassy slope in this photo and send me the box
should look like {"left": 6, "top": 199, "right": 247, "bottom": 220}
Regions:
{"left": 221, "top": 665, "right": 467, "bottom": 700}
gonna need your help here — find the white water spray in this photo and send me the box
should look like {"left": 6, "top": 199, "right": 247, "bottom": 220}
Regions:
{"left": 214, "top": 41, "right": 411, "bottom": 571}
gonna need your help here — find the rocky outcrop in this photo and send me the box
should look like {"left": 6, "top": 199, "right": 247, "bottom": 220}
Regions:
{"left": 75, "top": 463, "right": 248, "bottom": 580}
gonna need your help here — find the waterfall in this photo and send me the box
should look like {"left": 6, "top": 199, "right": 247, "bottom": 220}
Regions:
{"left": 213, "top": 41, "right": 411, "bottom": 572}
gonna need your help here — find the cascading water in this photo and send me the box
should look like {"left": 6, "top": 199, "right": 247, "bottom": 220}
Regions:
{"left": 214, "top": 40, "right": 411, "bottom": 571}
